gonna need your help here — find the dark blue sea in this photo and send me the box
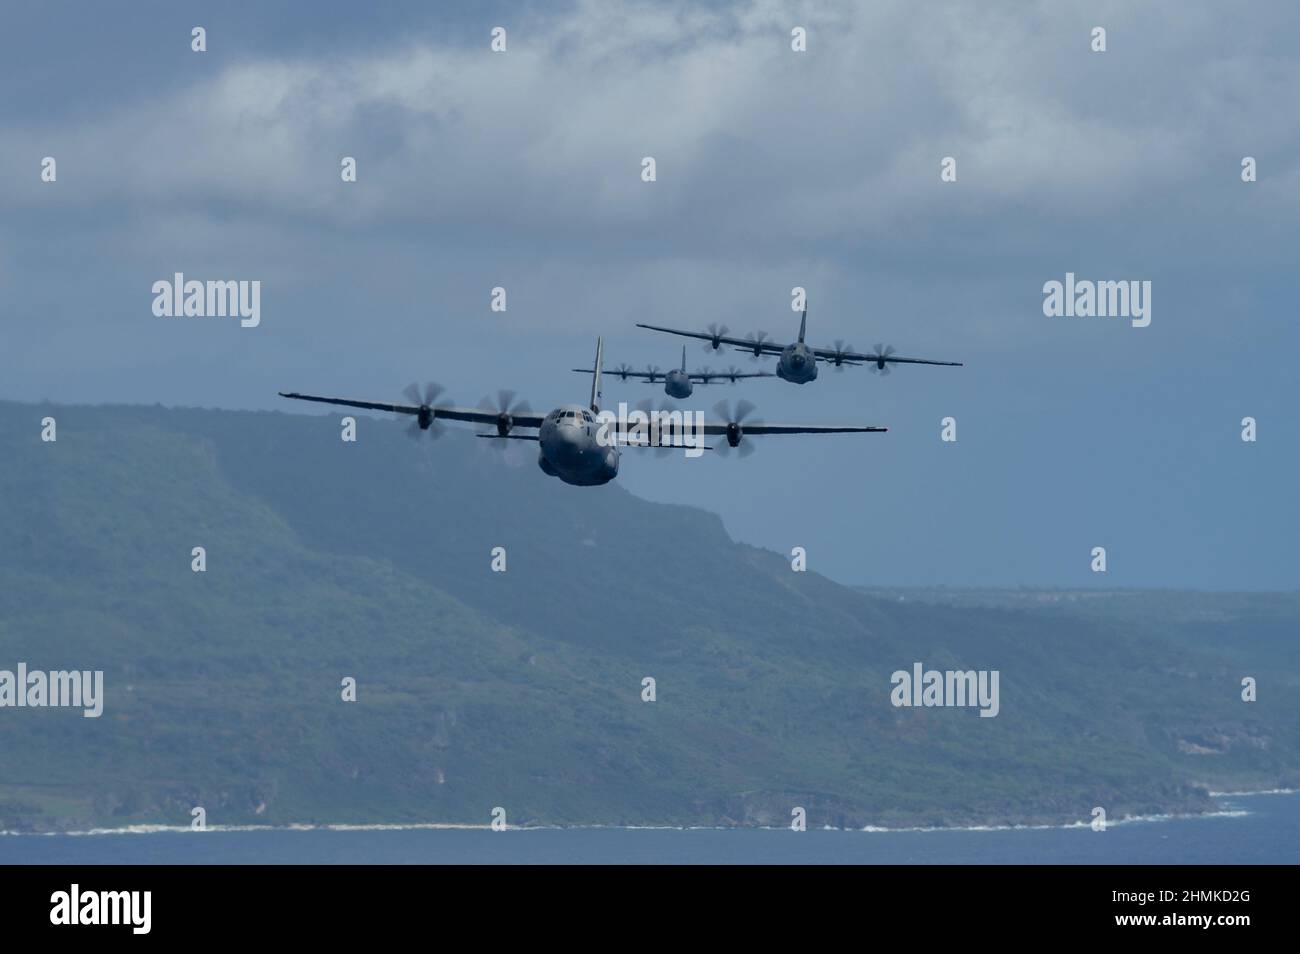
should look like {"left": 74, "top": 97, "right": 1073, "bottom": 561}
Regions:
{"left": 2, "top": 792, "right": 1295, "bottom": 864}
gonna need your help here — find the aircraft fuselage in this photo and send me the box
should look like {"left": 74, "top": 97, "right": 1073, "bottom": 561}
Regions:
{"left": 776, "top": 342, "right": 818, "bottom": 384}
{"left": 664, "top": 369, "right": 693, "bottom": 399}
{"left": 536, "top": 404, "right": 620, "bottom": 486}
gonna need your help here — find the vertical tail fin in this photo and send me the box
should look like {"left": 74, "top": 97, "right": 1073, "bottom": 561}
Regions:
{"left": 681, "top": 345, "right": 687, "bottom": 372}
{"left": 797, "top": 308, "right": 808, "bottom": 343}
{"left": 589, "top": 337, "right": 603, "bottom": 412}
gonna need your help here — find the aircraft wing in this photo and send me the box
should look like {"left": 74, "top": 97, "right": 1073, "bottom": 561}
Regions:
{"left": 812, "top": 346, "right": 963, "bottom": 367}
{"left": 435, "top": 405, "right": 545, "bottom": 428}
{"left": 700, "top": 421, "right": 888, "bottom": 436}
{"left": 691, "top": 370, "right": 774, "bottom": 383}
{"left": 635, "top": 323, "right": 786, "bottom": 356}
{"left": 572, "top": 368, "right": 666, "bottom": 382}
{"left": 278, "top": 392, "right": 546, "bottom": 429}
{"left": 612, "top": 433, "right": 714, "bottom": 450}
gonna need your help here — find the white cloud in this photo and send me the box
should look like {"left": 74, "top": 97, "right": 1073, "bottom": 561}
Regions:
{"left": 5, "top": 0, "right": 1296, "bottom": 244}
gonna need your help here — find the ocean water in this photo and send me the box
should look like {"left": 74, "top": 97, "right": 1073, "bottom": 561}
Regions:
{"left": 2, "top": 792, "right": 1296, "bottom": 865}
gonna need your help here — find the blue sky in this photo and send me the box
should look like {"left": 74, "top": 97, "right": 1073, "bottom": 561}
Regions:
{"left": 2, "top": 1, "right": 1296, "bottom": 589}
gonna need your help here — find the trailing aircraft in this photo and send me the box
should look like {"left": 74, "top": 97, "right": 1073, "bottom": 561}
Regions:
{"left": 636, "top": 307, "right": 962, "bottom": 385}
{"left": 573, "top": 346, "right": 772, "bottom": 399}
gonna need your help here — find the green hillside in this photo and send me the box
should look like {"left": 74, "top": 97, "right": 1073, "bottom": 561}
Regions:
{"left": 1, "top": 400, "right": 1296, "bottom": 832}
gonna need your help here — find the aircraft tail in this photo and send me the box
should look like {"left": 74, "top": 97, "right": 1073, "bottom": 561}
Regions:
{"left": 681, "top": 345, "right": 687, "bottom": 372}
{"left": 589, "top": 337, "right": 603, "bottom": 412}
{"left": 797, "top": 308, "right": 808, "bottom": 343}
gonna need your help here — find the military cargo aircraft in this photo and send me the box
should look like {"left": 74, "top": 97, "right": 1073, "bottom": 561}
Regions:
{"left": 572, "top": 346, "right": 772, "bottom": 399}
{"left": 636, "top": 307, "right": 962, "bottom": 385}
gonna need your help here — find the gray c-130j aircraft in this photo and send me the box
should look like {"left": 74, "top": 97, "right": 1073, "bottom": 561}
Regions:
{"left": 572, "top": 345, "right": 773, "bottom": 399}
{"left": 280, "top": 339, "right": 886, "bottom": 487}
{"left": 636, "top": 306, "right": 962, "bottom": 385}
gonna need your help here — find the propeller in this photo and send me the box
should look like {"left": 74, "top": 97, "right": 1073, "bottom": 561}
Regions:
{"left": 696, "top": 366, "right": 714, "bottom": 386}
{"left": 633, "top": 398, "right": 677, "bottom": 456}
{"left": 742, "top": 331, "right": 772, "bottom": 362}
{"left": 402, "top": 381, "right": 448, "bottom": 440}
{"left": 828, "top": 340, "right": 857, "bottom": 371}
{"left": 868, "top": 344, "right": 897, "bottom": 376}
{"left": 725, "top": 365, "right": 746, "bottom": 384}
{"left": 703, "top": 322, "right": 730, "bottom": 352}
{"left": 712, "top": 399, "right": 760, "bottom": 458}
{"left": 613, "top": 362, "right": 635, "bottom": 381}
{"left": 477, "top": 389, "right": 533, "bottom": 442}
{"left": 644, "top": 364, "right": 663, "bottom": 383}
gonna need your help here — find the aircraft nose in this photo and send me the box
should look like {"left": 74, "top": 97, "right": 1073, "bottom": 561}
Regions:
{"left": 545, "top": 423, "right": 580, "bottom": 461}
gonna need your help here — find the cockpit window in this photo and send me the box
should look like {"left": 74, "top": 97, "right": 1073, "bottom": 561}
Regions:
{"left": 553, "top": 409, "right": 593, "bottom": 428}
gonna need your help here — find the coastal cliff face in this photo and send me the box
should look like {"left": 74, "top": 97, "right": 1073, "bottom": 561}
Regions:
{"left": 1, "top": 400, "right": 1296, "bottom": 832}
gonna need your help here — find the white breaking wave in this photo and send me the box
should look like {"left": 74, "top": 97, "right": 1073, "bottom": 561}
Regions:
{"left": 1206, "top": 787, "right": 1297, "bottom": 797}
{"left": 853, "top": 808, "right": 1249, "bottom": 834}
{"left": 0, "top": 807, "right": 1254, "bottom": 839}
{"left": 0, "top": 821, "right": 496, "bottom": 838}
